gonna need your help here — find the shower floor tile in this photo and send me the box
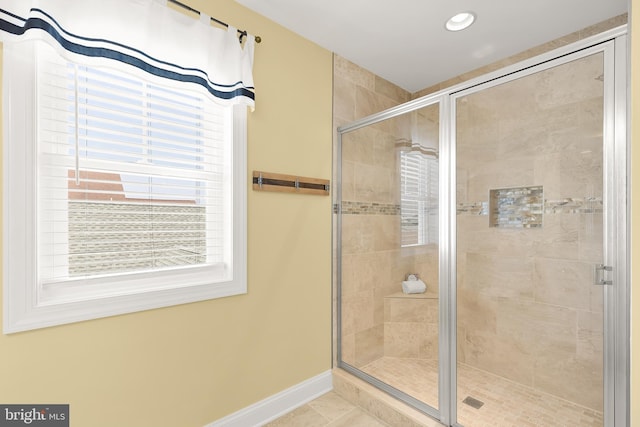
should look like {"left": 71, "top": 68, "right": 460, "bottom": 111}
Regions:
{"left": 361, "top": 357, "right": 440, "bottom": 409}
{"left": 360, "top": 357, "right": 603, "bottom": 427}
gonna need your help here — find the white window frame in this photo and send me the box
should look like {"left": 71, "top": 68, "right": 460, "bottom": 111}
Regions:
{"left": 400, "top": 150, "right": 438, "bottom": 247}
{"left": 3, "top": 43, "right": 247, "bottom": 334}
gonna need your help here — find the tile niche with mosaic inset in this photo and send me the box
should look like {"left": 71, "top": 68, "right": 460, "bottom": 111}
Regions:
{"left": 489, "top": 185, "right": 543, "bottom": 228}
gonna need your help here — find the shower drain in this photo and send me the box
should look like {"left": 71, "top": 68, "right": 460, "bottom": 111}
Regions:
{"left": 462, "top": 396, "right": 485, "bottom": 409}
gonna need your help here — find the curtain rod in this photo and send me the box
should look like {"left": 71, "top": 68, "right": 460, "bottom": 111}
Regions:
{"left": 168, "top": 0, "right": 262, "bottom": 43}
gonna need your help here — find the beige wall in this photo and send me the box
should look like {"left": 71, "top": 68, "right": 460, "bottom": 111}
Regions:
{"left": 631, "top": 1, "right": 639, "bottom": 426}
{"left": 0, "top": 1, "right": 333, "bottom": 426}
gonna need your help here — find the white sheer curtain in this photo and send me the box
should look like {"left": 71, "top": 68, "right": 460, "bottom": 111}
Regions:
{"left": 0, "top": 0, "right": 255, "bottom": 108}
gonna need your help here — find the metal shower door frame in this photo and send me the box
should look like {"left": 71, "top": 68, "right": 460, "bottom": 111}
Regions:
{"left": 445, "top": 29, "right": 628, "bottom": 427}
{"left": 335, "top": 25, "right": 629, "bottom": 427}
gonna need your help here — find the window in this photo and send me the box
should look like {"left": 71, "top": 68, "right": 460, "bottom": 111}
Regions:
{"left": 400, "top": 150, "right": 438, "bottom": 247}
{"left": 3, "top": 42, "right": 247, "bottom": 333}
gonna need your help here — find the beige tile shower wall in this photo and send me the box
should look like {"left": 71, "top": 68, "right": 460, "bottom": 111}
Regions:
{"left": 334, "top": 56, "right": 422, "bottom": 368}
{"left": 456, "top": 53, "right": 604, "bottom": 412}
{"left": 384, "top": 293, "right": 439, "bottom": 359}
{"left": 333, "top": 55, "right": 411, "bottom": 129}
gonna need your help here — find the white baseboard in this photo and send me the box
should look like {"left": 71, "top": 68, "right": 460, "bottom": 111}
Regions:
{"left": 205, "top": 370, "right": 333, "bottom": 427}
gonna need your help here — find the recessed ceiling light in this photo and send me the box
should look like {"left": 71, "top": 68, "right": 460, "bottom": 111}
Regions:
{"left": 445, "top": 12, "right": 476, "bottom": 31}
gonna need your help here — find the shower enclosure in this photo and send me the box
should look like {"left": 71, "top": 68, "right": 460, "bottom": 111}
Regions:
{"left": 335, "top": 28, "right": 629, "bottom": 427}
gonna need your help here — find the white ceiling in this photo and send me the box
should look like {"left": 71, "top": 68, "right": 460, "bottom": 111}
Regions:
{"left": 235, "top": 0, "right": 628, "bottom": 93}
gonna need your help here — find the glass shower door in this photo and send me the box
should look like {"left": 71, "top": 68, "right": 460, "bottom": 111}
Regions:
{"left": 454, "top": 52, "right": 606, "bottom": 426}
{"left": 339, "top": 102, "right": 441, "bottom": 415}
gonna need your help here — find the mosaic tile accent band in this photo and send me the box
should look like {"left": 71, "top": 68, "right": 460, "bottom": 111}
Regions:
{"left": 457, "top": 201, "right": 489, "bottom": 216}
{"left": 545, "top": 197, "right": 603, "bottom": 214}
{"left": 340, "top": 201, "right": 400, "bottom": 215}
{"left": 458, "top": 197, "right": 604, "bottom": 216}
{"left": 341, "top": 198, "right": 602, "bottom": 216}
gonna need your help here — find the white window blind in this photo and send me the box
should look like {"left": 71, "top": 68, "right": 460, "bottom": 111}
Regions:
{"left": 400, "top": 151, "right": 438, "bottom": 246}
{"left": 37, "top": 43, "right": 230, "bottom": 284}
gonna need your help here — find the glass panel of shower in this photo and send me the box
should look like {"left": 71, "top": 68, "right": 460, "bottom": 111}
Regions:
{"left": 337, "top": 30, "right": 628, "bottom": 427}
{"left": 339, "top": 101, "right": 441, "bottom": 413}
{"left": 454, "top": 52, "right": 605, "bottom": 426}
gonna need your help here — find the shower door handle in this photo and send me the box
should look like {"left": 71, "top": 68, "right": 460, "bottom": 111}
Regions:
{"left": 594, "top": 264, "right": 613, "bottom": 286}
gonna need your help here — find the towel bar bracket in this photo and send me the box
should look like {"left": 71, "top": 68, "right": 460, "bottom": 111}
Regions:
{"left": 252, "top": 170, "right": 330, "bottom": 196}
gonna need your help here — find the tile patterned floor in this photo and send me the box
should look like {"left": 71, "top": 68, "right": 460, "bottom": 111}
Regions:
{"left": 264, "top": 391, "right": 389, "bottom": 427}
{"left": 362, "top": 357, "right": 439, "bottom": 409}
{"left": 360, "top": 357, "right": 604, "bottom": 427}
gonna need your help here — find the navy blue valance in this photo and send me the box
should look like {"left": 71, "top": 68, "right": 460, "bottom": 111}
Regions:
{"left": 0, "top": 0, "right": 255, "bottom": 107}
